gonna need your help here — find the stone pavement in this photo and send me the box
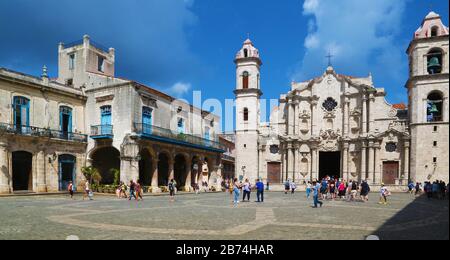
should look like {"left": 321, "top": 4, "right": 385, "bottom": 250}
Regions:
{"left": 0, "top": 192, "right": 447, "bottom": 240}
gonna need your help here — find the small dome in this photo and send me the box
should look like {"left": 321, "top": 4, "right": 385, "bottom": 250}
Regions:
{"left": 235, "top": 38, "right": 261, "bottom": 61}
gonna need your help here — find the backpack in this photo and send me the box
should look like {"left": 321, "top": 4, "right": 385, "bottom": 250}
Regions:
{"left": 168, "top": 183, "right": 175, "bottom": 191}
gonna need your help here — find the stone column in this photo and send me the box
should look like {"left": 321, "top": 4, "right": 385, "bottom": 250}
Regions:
{"left": 294, "top": 100, "right": 299, "bottom": 136}
{"left": 342, "top": 142, "right": 349, "bottom": 181}
{"left": 311, "top": 148, "right": 318, "bottom": 181}
{"left": 443, "top": 97, "right": 449, "bottom": 121}
{"left": 362, "top": 95, "right": 368, "bottom": 134}
{"left": 311, "top": 100, "right": 318, "bottom": 137}
{"left": 343, "top": 97, "right": 350, "bottom": 136}
{"left": 185, "top": 159, "right": 192, "bottom": 191}
{"left": 36, "top": 151, "right": 47, "bottom": 192}
{"left": 288, "top": 101, "right": 294, "bottom": 135}
{"left": 404, "top": 141, "right": 410, "bottom": 182}
{"left": 374, "top": 142, "right": 381, "bottom": 184}
{"left": 294, "top": 146, "right": 300, "bottom": 182}
{"left": 360, "top": 142, "right": 367, "bottom": 182}
{"left": 0, "top": 142, "right": 10, "bottom": 194}
{"left": 287, "top": 144, "right": 294, "bottom": 181}
{"left": 281, "top": 149, "right": 286, "bottom": 182}
{"left": 151, "top": 158, "right": 160, "bottom": 192}
{"left": 367, "top": 141, "right": 374, "bottom": 183}
{"left": 369, "top": 94, "right": 375, "bottom": 133}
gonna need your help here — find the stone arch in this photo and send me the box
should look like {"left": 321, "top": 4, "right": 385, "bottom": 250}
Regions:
{"left": 174, "top": 154, "right": 188, "bottom": 188}
{"left": 427, "top": 91, "right": 444, "bottom": 122}
{"left": 138, "top": 148, "right": 153, "bottom": 186}
{"left": 427, "top": 48, "right": 443, "bottom": 74}
{"left": 90, "top": 146, "right": 120, "bottom": 185}
{"left": 158, "top": 152, "right": 171, "bottom": 186}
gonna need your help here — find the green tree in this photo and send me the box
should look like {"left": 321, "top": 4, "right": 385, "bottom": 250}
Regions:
{"left": 82, "top": 166, "right": 102, "bottom": 185}
{"left": 110, "top": 168, "right": 120, "bottom": 186}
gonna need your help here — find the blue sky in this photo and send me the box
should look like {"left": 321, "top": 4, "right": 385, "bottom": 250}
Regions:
{"left": 0, "top": 0, "right": 448, "bottom": 132}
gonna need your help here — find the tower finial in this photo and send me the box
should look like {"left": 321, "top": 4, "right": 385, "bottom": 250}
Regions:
{"left": 41, "top": 65, "right": 48, "bottom": 78}
{"left": 326, "top": 51, "right": 334, "bottom": 67}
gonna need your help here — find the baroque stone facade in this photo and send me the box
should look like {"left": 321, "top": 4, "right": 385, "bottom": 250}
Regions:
{"left": 234, "top": 11, "right": 449, "bottom": 187}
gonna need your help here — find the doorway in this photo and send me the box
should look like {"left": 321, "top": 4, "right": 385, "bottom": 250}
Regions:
{"left": 12, "top": 151, "right": 33, "bottom": 191}
{"left": 382, "top": 161, "right": 399, "bottom": 185}
{"left": 267, "top": 162, "right": 281, "bottom": 184}
{"left": 59, "top": 154, "right": 76, "bottom": 191}
{"left": 319, "top": 151, "right": 341, "bottom": 180}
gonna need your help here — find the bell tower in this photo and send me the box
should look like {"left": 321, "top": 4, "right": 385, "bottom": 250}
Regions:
{"left": 407, "top": 11, "right": 449, "bottom": 183}
{"left": 234, "top": 38, "right": 262, "bottom": 182}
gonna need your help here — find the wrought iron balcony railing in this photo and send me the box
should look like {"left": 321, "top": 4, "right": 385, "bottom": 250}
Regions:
{"left": 90, "top": 125, "right": 113, "bottom": 138}
{"left": 133, "top": 123, "right": 226, "bottom": 151}
{"left": 0, "top": 123, "right": 88, "bottom": 142}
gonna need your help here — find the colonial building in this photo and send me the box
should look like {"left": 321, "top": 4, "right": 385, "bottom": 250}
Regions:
{"left": 0, "top": 35, "right": 225, "bottom": 194}
{"left": 234, "top": 11, "right": 449, "bottom": 187}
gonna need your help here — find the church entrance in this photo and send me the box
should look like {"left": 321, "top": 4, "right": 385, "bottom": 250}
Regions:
{"left": 319, "top": 152, "right": 341, "bottom": 180}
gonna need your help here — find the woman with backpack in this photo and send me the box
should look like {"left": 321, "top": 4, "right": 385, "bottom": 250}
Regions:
{"left": 379, "top": 183, "right": 390, "bottom": 205}
{"left": 169, "top": 179, "right": 176, "bottom": 202}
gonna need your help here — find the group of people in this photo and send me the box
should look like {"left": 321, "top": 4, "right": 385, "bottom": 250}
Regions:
{"left": 229, "top": 178, "right": 265, "bottom": 207}
{"left": 115, "top": 180, "right": 144, "bottom": 201}
{"left": 284, "top": 176, "right": 392, "bottom": 207}
{"left": 415, "top": 180, "right": 449, "bottom": 200}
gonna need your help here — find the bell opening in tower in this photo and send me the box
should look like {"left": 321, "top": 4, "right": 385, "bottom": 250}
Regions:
{"left": 319, "top": 151, "right": 341, "bottom": 180}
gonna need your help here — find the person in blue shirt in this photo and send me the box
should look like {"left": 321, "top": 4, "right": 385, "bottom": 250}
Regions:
{"left": 255, "top": 179, "right": 265, "bottom": 203}
{"left": 312, "top": 181, "right": 323, "bottom": 208}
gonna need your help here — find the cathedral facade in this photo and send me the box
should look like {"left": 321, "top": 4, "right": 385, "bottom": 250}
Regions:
{"left": 234, "top": 11, "right": 449, "bottom": 188}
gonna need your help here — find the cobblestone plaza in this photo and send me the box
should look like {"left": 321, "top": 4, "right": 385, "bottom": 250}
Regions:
{"left": 0, "top": 192, "right": 447, "bottom": 240}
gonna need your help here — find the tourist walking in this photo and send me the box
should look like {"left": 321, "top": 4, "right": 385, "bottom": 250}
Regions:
{"left": 329, "top": 178, "right": 336, "bottom": 200}
{"left": 68, "top": 181, "right": 74, "bottom": 199}
{"left": 360, "top": 180, "right": 370, "bottom": 202}
{"left": 415, "top": 182, "right": 422, "bottom": 196}
{"left": 83, "top": 180, "right": 93, "bottom": 201}
{"left": 338, "top": 181, "right": 346, "bottom": 199}
{"left": 128, "top": 180, "right": 137, "bottom": 201}
{"left": 290, "top": 181, "right": 297, "bottom": 194}
{"left": 408, "top": 181, "right": 415, "bottom": 195}
{"left": 320, "top": 178, "right": 328, "bottom": 200}
{"left": 379, "top": 183, "right": 390, "bottom": 205}
{"left": 255, "top": 179, "right": 264, "bottom": 202}
{"left": 136, "top": 180, "right": 143, "bottom": 201}
{"left": 312, "top": 181, "right": 323, "bottom": 208}
{"left": 168, "top": 179, "right": 176, "bottom": 202}
{"left": 306, "top": 181, "right": 312, "bottom": 199}
{"left": 284, "top": 179, "right": 290, "bottom": 194}
{"left": 242, "top": 179, "right": 251, "bottom": 202}
{"left": 233, "top": 178, "right": 241, "bottom": 207}
{"left": 349, "top": 181, "right": 358, "bottom": 201}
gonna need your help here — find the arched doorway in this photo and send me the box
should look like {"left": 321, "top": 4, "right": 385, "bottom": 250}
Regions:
{"left": 158, "top": 153, "right": 170, "bottom": 186}
{"left": 12, "top": 151, "right": 32, "bottom": 191}
{"left": 59, "top": 154, "right": 76, "bottom": 191}
{"left": 91, "top": 147, "right": 120, "bottom": 185}
{"left": 139, "top": 149, "right": 153, "bottom": 186}
{"left": 174, "top": 154, "right": 187, "bottom": 188}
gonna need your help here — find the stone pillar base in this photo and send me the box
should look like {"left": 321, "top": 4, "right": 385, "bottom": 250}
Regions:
{"left": 184, "top": 185, "right": 193, "bottom": 192}
{"left": 37, "top": 185, "right": 47, "bottom": 193}
{"left": 151, "top": 186, "right": 161, "bottom": 193}
{"left": 0, "top": 185, "right": 10, "bottom": 194}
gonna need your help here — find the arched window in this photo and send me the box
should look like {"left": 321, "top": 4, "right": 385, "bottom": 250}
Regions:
{"left": 427, "top": 92, "right": 443, "bottom": 122}
{"left": 431, "top": 26, "right": 439, "bottom": 37}
{"left": 243, "top": 71, "right": 249, "bottom": 89}
{"left": 244, "top": 49, "right": 248, "bottom": 58}
{"left": 427, "top": 48, "right": 443, "bottom": 74}
{"left": 244, "top": 108, "right": 249, "bottom": 122}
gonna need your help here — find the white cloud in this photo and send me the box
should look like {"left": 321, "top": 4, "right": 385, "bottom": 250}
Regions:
{"left": 166, "top": 82, "right": 192, "bottom": 98}
{"left": 293, "top": 0, "right": 410, "bottom": 85}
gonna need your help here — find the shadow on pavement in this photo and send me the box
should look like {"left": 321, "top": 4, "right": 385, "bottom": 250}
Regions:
{"left": 371, "top": 194, "right": 449, "bottom": 240}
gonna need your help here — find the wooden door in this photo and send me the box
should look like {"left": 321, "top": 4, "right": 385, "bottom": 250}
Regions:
{"left": 267, "top": 162, "right": 281, "bottom": 184}
{"left": 382, "top": 161, "right": 399, "bottom": 185}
